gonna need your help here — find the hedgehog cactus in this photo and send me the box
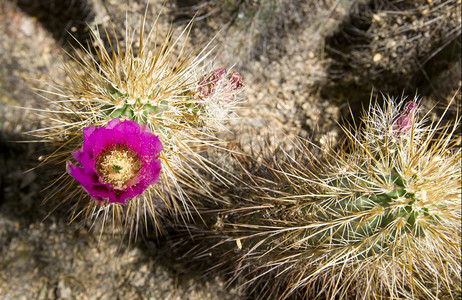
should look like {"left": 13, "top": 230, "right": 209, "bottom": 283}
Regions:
{"left": 318, "top": 99, "right": 450, "bottom": 261}
{"left": 31, "top": 16, "right": 244, "bottom": 239}
{"left": 207, "top": 95, "right": 460, "bottom": 299}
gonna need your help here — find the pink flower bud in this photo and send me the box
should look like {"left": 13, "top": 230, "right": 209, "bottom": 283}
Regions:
{"left": 198, "top": 68, "right": 227, "bottom": 98}
{"left": 197, "top": 68, "right": 244, "bottom": 103}
{"left": 391, "top": 101, "right": 417, "bottom": 136}
{"left": 229, "top": 71, "right": 244, "bottom": 91}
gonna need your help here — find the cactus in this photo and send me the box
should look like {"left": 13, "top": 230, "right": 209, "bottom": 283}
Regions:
{"left": 193, "top": 95, "right": 461, "bottom": 299}
{"left": 29, "top": 14, "right": 244, "bottom": 240}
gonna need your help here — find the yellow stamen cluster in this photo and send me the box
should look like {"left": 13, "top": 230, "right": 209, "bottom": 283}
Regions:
{"left": 96, "top": 146, "right": 141, "bottom": 190}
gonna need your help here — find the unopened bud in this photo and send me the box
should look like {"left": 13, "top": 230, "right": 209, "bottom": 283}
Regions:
{"left": 198, "top": 68, "right": 227, "bottom": 98}
{"left": 391, "top": 101, "right": 417, "bottom": 136}
{"left": 229, "top": 71, "right": 244, "bottom": 91}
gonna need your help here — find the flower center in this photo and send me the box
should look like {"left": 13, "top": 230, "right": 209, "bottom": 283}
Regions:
{"left": 96, "top": 145, "right": 141, "bottom": 189}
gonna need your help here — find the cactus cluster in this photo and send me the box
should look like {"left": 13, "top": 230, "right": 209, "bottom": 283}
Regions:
{"left": 26, "top": 5, "right": 461, "bottom": 299}
{"left": 188, "top": 96, "right": 461, "bottom": 299}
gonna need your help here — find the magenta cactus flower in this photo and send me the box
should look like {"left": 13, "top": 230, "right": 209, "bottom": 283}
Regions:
{"left": 66, "top": 118, "right": 163, "bottom": 204}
